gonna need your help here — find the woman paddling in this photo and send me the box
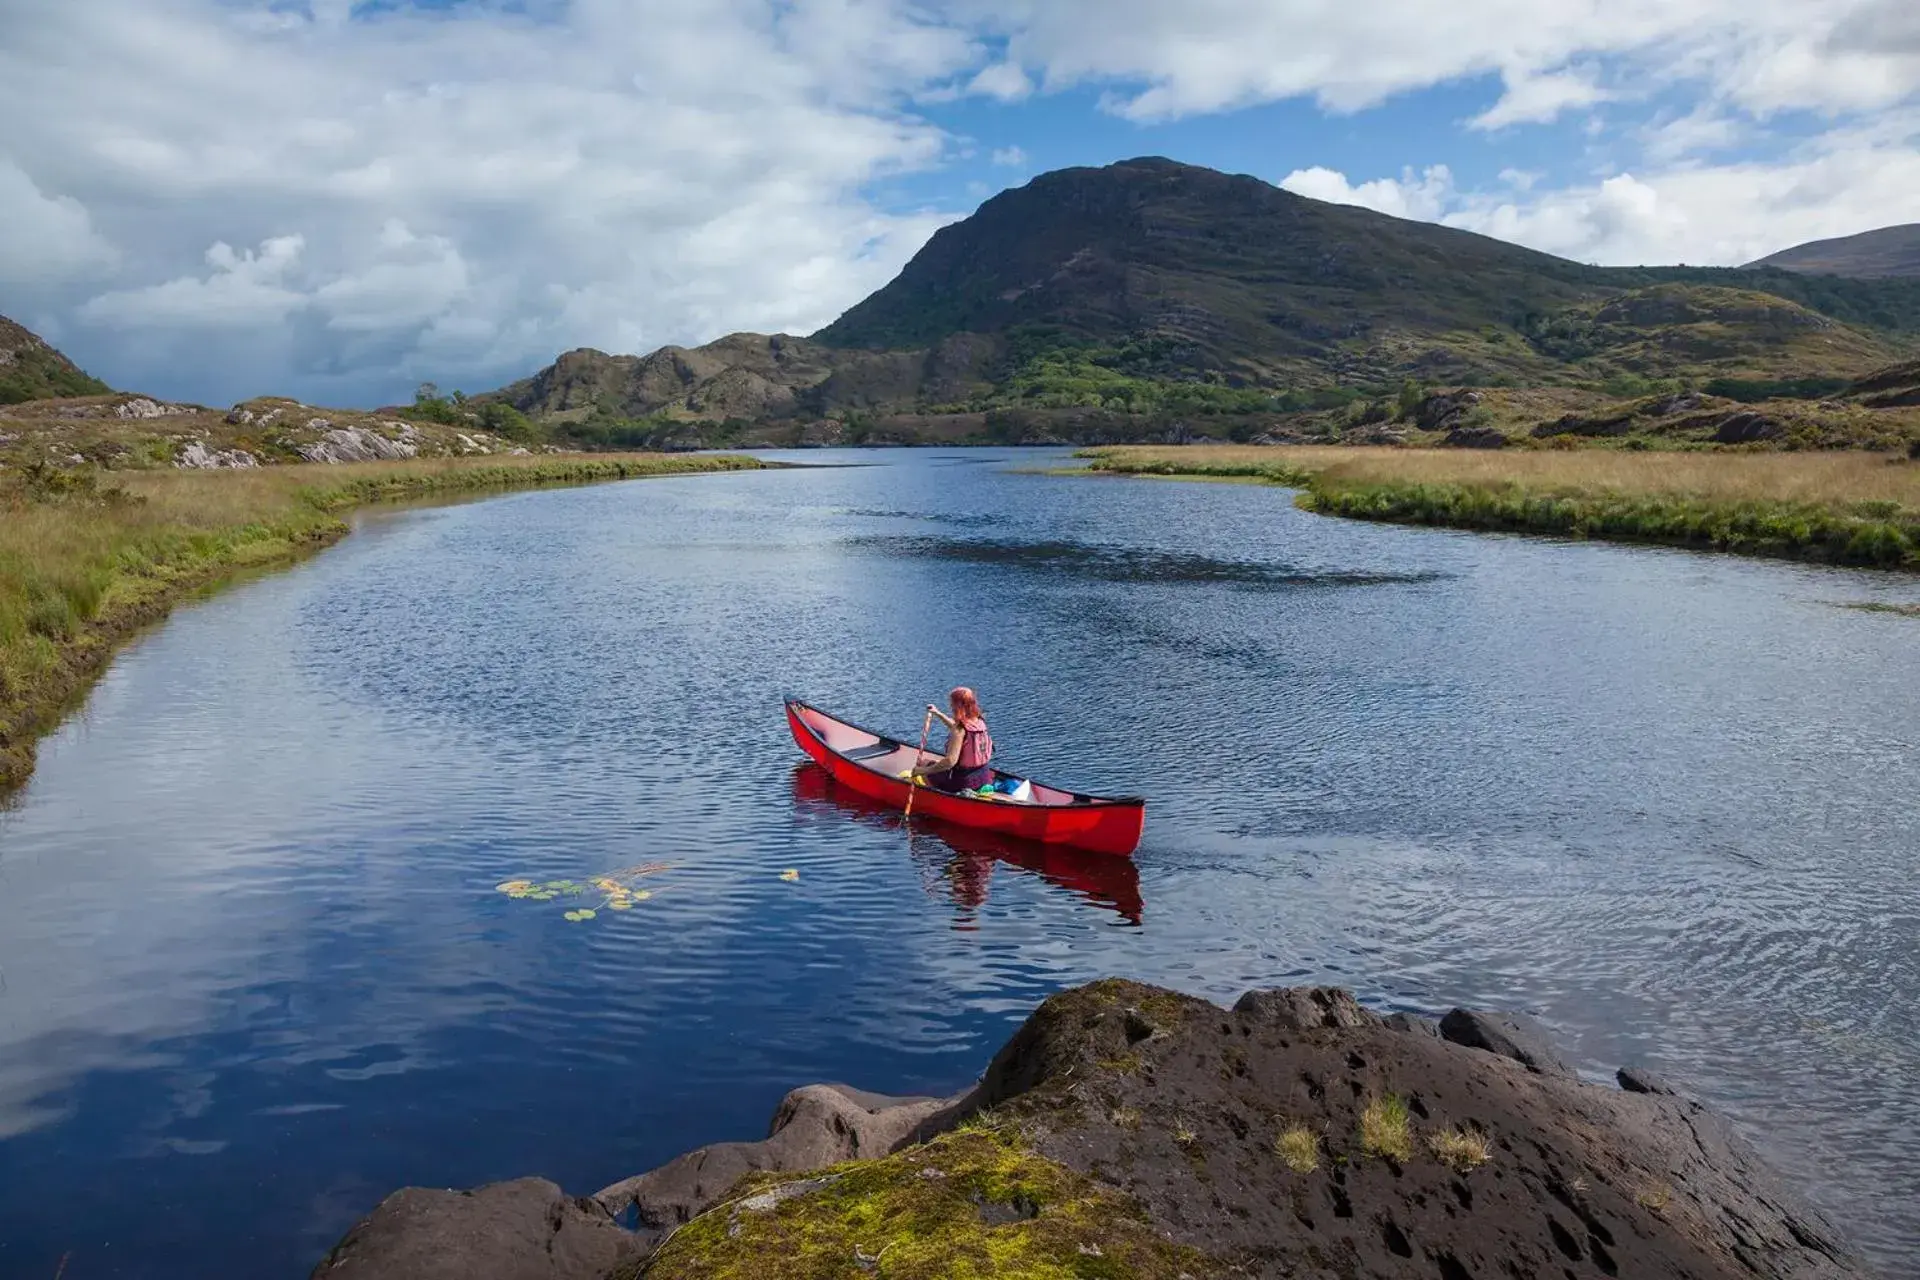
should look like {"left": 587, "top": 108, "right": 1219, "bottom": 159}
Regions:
{"left": 915, "top": 686, "right": 995, "bottom": 793}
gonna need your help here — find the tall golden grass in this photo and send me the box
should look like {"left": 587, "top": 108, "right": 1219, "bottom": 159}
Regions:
{"left": 1083, "top": 446, "right": 1920, "bottom": 568}
{"left": 0, "top": 453, "right": 762, "bottom": 794}
{"left": 1086, "top": 445, "right": 1920, "bottom": 506}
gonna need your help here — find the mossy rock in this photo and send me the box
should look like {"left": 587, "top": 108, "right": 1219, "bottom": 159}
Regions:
{"left": 628, "top": 1128, "right": 1222, "bottom": 1279}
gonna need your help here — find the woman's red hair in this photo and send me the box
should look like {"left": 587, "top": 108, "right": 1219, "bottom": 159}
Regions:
{"left": 949, "top": 686, "right": 983, "bottom": 722}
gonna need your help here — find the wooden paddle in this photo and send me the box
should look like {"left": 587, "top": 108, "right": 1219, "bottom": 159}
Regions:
{"left": 904, "top": 706, "right": 934, "bottom": 817}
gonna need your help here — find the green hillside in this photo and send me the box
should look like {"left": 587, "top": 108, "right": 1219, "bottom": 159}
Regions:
{"left": 1746, "top": 224, "right": 1920, "bottom": 280}
{"left": 0, "top": 315, "right": 112, "bottom": 405}
{"left": 473, "top": 158, "right": 1920, "bottom": 449}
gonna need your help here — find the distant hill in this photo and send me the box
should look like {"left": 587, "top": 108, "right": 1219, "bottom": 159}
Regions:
{"left": 473, "top": 158, "right": 1920, "bottom": 444}
{"left": 1746, "top": 225, "right": 1920, "bottom": 279}
{"left": 0, "top": 315, "right": 112, "bottom": 405}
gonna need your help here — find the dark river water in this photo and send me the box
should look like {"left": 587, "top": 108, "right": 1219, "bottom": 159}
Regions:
{"left": 3, "top": 448, "right": 1919, "bottom": 1277}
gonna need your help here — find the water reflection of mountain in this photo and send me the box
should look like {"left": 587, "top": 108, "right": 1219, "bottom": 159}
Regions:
{"left": 788, "top": 764, "right": 1144, "bottom": 925}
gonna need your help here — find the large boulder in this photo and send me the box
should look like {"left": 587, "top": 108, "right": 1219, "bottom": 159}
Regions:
{"left": 1439, "top": 1006, "right": 1579, "bottom": 1077}
{"left": 591, "top": 1082, "right": 976, "bottom": 1232}
{"left": 298, "top": 425, "right": 418, "bottom": 464}
{"left": 175, "top": 440, "right": 259, "bottom": 469}
{"left": 1412, "top": 389, "right": 1483, "bottom": 432}
{"left": 1714, "top": 411, "right": 1786, "bottom": 444}
{"left": 316, "top": 981, "right": 1872, "bottom": 1280}
{"left": 308, "top": 1178, "right": 639, "bottom": 1280}
{"left": 1445, "top": 422, "right": 1508, "bottom": 448}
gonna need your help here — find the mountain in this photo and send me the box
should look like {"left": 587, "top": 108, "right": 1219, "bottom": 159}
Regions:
{"left": 0, "top": 315, "right": 112, "bottom": 405}
{"left": 1745, "top": 225, "right": 1920, "bottom": 279}
{"left": 816, "top": 156, "right": 1603, "bottom": 370}
{"left": 475, "top": 158, "right": 1920, "bottom": 443}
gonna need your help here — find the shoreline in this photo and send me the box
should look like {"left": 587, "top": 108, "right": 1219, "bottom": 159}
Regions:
{"left": 1078, "top": 446, "right": 1920, "bottom": 573}
{"left": 312, "top": 978, "right": 1874, "bottom": 1280}
{"left": 0, "top": 453, "right": 764, "bottom": 800}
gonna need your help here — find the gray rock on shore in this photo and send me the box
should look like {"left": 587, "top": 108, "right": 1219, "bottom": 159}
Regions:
{"left": 313, "top": 980, "right": 1876, "bottom": 1280}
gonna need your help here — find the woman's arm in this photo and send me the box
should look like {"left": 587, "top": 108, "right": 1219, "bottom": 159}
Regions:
{"left": 918, "top": 726, "right": 961, "bottom": 772}
{"left": 927, "top": 704, "right": 958, "bottom": 730}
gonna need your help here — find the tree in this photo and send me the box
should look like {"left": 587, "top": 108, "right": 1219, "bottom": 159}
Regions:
{"left": 1395, "top": 379, "right": 1424, "bottom": 420}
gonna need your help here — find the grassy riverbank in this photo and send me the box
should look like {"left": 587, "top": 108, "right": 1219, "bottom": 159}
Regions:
{"left": 1081, "top": 446, "right": 1920, "bottom": 569}
{"left": 0, "top": 453, "right": 762, "bottom": 795}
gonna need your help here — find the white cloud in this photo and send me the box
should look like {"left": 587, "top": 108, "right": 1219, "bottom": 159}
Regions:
{"left": 0, "top": 161, "right": 118, "bottom": 286}
{"left": 1281, "top": 117, "right": 1920, "bottom": 267}
{"left": 0, "top": 0, "right": 971, "bottom": 404}
{"left": 967, "top": 60, "right": 1032, "bottom": 101}
{"left": 79, "top": 236, "right": 309, "bottom": 330}
{"left": 990, "top": 145, "right": 1029, "bottom": 167}
{"left": 4, "top": 0, "right": 1920, "bottom": 403}
{"left": 1281, "top": 164, "right": 1457, "bottom": 222}
{"left": 1469, "top": 65, "right": 1610, "bottom": 130}
{"left": 969, "top": 0, "right": 1920, "bottom": 121}
{"left": 1642, "top": 106, "right": 1748, "bottom": 163}
{"left": 313, "top": 222, "right": 469, "bottom": 334}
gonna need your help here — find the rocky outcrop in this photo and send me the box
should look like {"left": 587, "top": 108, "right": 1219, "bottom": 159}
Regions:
{"left": 1412, "top": 389, "right": 1483, "bottom": 433}
{"left": 298, "top": 425, "right": 419, "bottom": 464}
{"left": 593, "top": 1083, "right": 975, "bottom": 1234}
{"left": 308, "top": 1178, "right": 640, "bottom": 1280}
{"left": 1445, "top": 422, "right": 1508, "bottom": 448}
{"left": 314, "top": 981, "right": 1872, "bottom": 1280}
{"left": 1714, "top": 411, "right": 1786, "bottom": 444}
{"left": 1437, "top": 1006, "right": 1577, "bottom": 1076}
{"left": 1534, "top": 409, "right": 1637, "bottom": 438}
{"left": 175, "top": 440, "right": 259, "bottom": 469}
{"left": 114, "top": 396, "right": 193, "bottom": 419}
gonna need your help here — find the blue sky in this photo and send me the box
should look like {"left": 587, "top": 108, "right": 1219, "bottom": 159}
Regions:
{"left": 2, "top": 0, "right": 1917, "bottom": 406}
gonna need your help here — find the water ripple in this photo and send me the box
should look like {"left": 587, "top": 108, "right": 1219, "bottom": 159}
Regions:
{"left": 0, "top": 449, "right": 1917, "bottom": 1274}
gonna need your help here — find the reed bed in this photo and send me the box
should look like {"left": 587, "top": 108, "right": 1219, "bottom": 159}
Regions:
{"left": 0, "top": 452, "right": 761, "bottom": 794}
{"left": 1082, "top": 446, "right": 1920, "bottom": 569}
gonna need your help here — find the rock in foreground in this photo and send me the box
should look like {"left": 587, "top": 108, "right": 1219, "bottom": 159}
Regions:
{"left": 315, "top": 980, "right": 1872, "bottom": 1279}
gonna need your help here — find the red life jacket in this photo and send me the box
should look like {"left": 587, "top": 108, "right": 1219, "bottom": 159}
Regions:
{"left": 958, "top": 717, "right": 993, "bottom": 768}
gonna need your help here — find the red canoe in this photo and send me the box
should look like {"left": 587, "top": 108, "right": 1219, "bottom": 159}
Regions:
{"left": 784, "top": 698, "right": 1146, "bottom": 857}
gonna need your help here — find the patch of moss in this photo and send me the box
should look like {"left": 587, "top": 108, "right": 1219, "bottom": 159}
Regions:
{"left": 637, "top": 1128, "right": 1223, "bottom": 1279}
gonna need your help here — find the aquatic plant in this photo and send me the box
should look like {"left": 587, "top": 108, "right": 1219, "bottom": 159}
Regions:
{"left": 494, "top": 863, "right": 670, "bottom": 922}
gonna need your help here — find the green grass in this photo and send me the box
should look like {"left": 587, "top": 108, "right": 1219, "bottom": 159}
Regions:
{"left": 1081, "top": 445, "right": 1920, "bottom": 569}
{"left": 1274, "top": 1125, "right": 1319, "bottom": 1174}
{"left": 1358, "top": 1095, "right": 1414, "bottom": 1163}
{"left": 0, "top": 453, "right": 762, "bottom": 796}
{"left": 1427, "top": 1127, "right": 1492, "bottom": 1173}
